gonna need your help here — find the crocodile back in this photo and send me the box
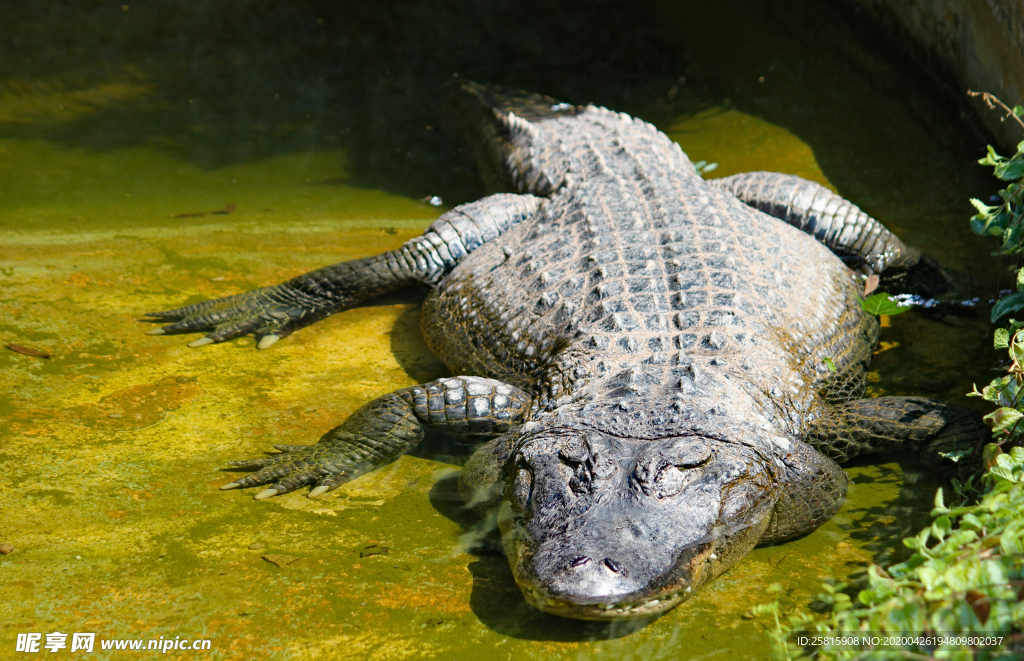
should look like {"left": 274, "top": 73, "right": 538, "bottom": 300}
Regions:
{"left": 422, "top": 85, "right": 876, "bottom": 441}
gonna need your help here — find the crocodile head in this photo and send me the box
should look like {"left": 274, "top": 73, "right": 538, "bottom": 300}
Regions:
{"left": 498, "top": 426, "right": 779, "bottom": 620}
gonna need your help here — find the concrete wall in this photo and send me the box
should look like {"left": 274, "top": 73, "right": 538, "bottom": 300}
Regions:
{"left": 850, "top": 0, "right": 1024, "bottom": 151}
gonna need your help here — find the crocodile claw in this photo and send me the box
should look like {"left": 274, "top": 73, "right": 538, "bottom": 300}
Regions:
{"left": 142, "top": 284, "right": 324, "bottom": 349}
{"left": 257, "top": 335, "right": 280, "bottom": 350}
{"left": 254, "top": 488, "right": 281, "bottom": 500}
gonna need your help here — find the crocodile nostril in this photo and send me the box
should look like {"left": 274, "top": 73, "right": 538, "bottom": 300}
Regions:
{"left": 603, "top": 558, "right": 624, "bottom": 573}
{"left": 569, "top": 555, "right": 591, "bottom": 568}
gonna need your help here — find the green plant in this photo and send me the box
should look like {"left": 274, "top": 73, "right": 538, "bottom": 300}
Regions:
{"left": 757, "top": 98, "right": 1024, "bottom": 660}
{"left": 967, "top": 132, "right": 1024, "bottom": 452}
{"left": 968, "top": 138, "right": 1024, "bottom": 323}
{"left": 859, "top": 292, "right": 912, "bottom": 317}
{"left": 758, "top": 446, "right": 1024, "bottom": 661}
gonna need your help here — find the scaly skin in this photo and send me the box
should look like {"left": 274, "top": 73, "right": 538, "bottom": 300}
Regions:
{"left": 143, "top": 83, "right": 984, "bottom": 620}
{"left": 710, "top": 171, "right": 962, "bottom": 297}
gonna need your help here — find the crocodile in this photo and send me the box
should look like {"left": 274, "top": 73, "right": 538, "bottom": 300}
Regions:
{"left": 143, "top": 83, "right": 983, "bottom": 620}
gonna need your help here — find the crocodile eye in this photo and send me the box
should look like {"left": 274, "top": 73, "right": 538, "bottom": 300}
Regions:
{"left": 669, "top": 439, "right": 712, "bottom": 468}
{"left": 653, "top": 451, "right": 713, "bottom": 497}
{"left": 559, "top": 437, "right": 589, "bottom": 464}
{"left": 510, "top": 465, "right": 533, "bottom": 511}
{"left": 635, "top": 441, "right": 713, "bottom": 498}
{"left": 654, "top": 464, "right": 689, "bottom": 497}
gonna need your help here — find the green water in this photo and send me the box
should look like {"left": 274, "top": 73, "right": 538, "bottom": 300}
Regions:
{"left": 0, "top": 1, "right": 1000, "bottom": 659}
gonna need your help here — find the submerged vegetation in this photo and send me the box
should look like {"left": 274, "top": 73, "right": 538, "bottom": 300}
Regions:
{"left": 760, "top": 104, "right": 1024, "bottom": 660}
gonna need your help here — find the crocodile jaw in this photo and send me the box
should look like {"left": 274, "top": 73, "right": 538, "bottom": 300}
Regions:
{"left": 518, "top": 583, "right": 690, "bottom": 621}
{"left": 495, "top": 429, "right": 779, "bottom": 620}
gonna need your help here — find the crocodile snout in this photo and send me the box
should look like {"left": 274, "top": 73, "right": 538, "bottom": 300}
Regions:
{"left": 553, "top": 554, "right": 638, "bottom": 602}
{"left": 499, "top": 428, "right": 777, "bottom": 619}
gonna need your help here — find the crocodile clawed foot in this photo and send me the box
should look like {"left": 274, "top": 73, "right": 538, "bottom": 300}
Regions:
{"left": 220, "top": 445, "right": 357, "bottom": 499}
{"left": 142, "top": 285, "right": 321, "bottom": 350}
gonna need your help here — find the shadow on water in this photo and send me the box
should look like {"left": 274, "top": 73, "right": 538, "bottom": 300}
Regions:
{"left": 0, "top": 0, "right": 685, "bottom": 205}
{"left": 839, "top": 451, "right": 948, "bottom": 567}
{"left": 426, "top": 472, "right": 658, "bottom": 642}
{"left": 384, "top": 295, "right": 451, "bottom": 384}
{"left": 2, "top": 0, "right": 998, "bottom": 223}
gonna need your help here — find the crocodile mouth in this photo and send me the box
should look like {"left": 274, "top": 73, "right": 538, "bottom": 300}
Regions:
{"left": 519, "top": 584, "right": 693, "bottom": 620}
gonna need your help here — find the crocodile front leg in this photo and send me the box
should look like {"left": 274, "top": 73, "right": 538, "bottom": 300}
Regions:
{"left": 806, "top": 396, "right": 987, "bottom": 465}
{"left": 764, "top": 397, "right": 986, "bottom": 544}
{"left": 144, "top": 193, "right": 542, "bottom": 349}
{"left": 760, "top": 439, "right": 847, "bottom": 545}
{"left": 221, "top": 376, "right": 533, "bottom": 499}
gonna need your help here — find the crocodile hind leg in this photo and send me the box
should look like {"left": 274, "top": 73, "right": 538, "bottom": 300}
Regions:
{"left": 143, "top": 193, "right": 542, "bottom": 349}
{"left": 221, "top": 376, "right": 532, "bottom": 499}
{"left": 806, "top": 396, "right": 987, "bottom": 465}
{"left": 710, "top": 171, "right": 959, "bottom": 297}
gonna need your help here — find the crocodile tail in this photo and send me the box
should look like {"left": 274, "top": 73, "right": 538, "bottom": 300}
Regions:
{"left": 443, "top": 81, "right": 580, "bottom": 196}
{"left": 449, "top": 82, "right": 583, "bottom": 122}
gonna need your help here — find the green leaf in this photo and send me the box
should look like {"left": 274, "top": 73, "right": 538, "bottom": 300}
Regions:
{"left": 994, "top": 328, "right": 1010, "bottom": 348}
{"left": 977, "top": 374, "right": 1020, "bottom": 406}
{"left": 693, "top": 161, "right": 719, "bottom": 177}
{"left": 859, "top": 292, "right": 911, "bottom": 316}
{"left": 970, "top": 216, "right": 991, "bottom": 235}
{"left": 1012, "top": 332, "right": 1024, "bottom": 362}
{"left": 938, "top": 450, "right": 970, "bottom": 464}
{"left": 931, "top": 515, "right": 952, "bottom": 541}
{"left": 970, "top": 197, "right": 995, "bottom": 214}
{"left": 752, "top": 602, "right": 779, "bottom": 615}
{"left": 960, "top": 513, "right": 984, "bottom": 531}
{"left": 996, "top": 158, "right": 1024, "bottom": 181}
{"left": 983, "top": 443, "right": 1004, "bottom": 470}
{"left": 983, "top": 406, "right": 1024, "bottom": 433}
{"left": 823, "top": 356, "right": 836, "bottom": 373}
{"left": 1004, "top": 221, "right": 1024, "bottom": 249}
{"left": 991, "top": 292, "right": 1024, "bottom": 322}
{"left": 979, "top": 145, "right": 1007, "bottom": 167}
{"left": 1014, "top": 105, "right": 1024, "bottom": 117}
